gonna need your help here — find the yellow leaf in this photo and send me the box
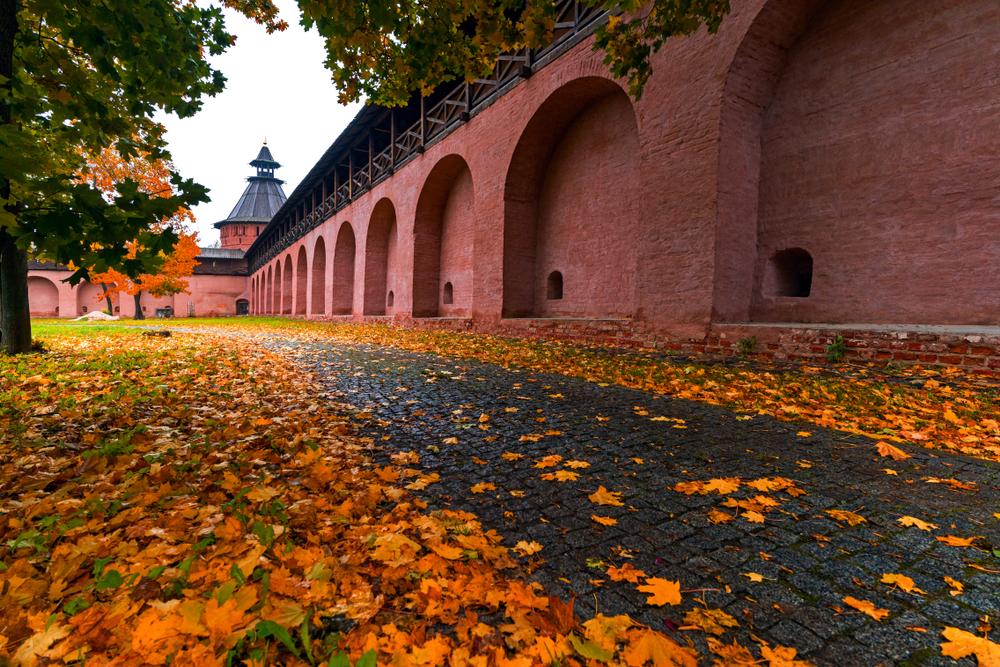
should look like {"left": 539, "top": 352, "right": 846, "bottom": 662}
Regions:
{"left": 843, "top": 596, "right": 889, "bottom": 621}
{"left": 622, "top": 628, "right": 698, "bottom": 667}
{"left": 880, "top": 573, "right": 925, "bottom": 595}
{"left": 682, "top": 608, "right": 739, "bottom": 635}
{"left": 607, "top": 563, "right": 646, "bottom": 583}
{"left": 936, "top": 535, "right": 980, "bottom": 547}
{"left": 442, "top": 436, "right": 459, "bottom": 445}
{"left": 943, "top": 576, "right": 964, "bottom": 596}
{"left": 541, "top": 470, "right": 579, "bottom": 482}
{"left": 876, "top": 441, "right": 911, "bottom": 461}
{"left": 428, "top": 541, "right": 465, "bottom": 560}
{"left": 534, "top": 454, "right": 563, "bottom": 468}
{"left": 796, "top": 431, "right": 812, "bottom": 438}
{"left": 589, "top": 485, "right": 625, "bottom": 507}
{"left": 882, "top": 468, "right": 899, "bottom": 476}
{"left": 759, "top": 644, "right": 813, "bottom": 666}
{"left": 501, "top": 451, "right": 524, "bottom": 461}
{"left": 674, "top": 477, "right": 741, "bottom": 495}
{"left": 825, "top": 509, "right": 867, "bottom": 526}
{"left": 592, "top": 514, "right": 618, "bottom": 526}
{"left": 743, "top": 510, "right": 766, "bottom": 524}
{"left": 742, "top": 572, "right": 764, "bottom": 583}
{"left": 636, "top": 577, "right": 681, "bottom": 606}
{"left": 708, "top": 509, "right": 733, "bottom": 525}
{"left": 940, "top": 626, "right": 1000, "bottom": 664}
{"left": 943, "top": 409, "right": 961, "bottom": 425}
{"left": 583, "top": 614, "right": 634, "bottom": 652}
{"left": 470, "top": 482, "right": 496, "bottom": 494}
{"left": 513, "top": 540, "right": 543, "bottom": 556}
{"left": 898, "top": 515, "right": 938, "bottom": 531}
{"left": 565, "top": 460, "right": 591, "bottom": 469}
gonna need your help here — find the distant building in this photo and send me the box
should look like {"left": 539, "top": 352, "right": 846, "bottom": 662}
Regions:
{"left": 27, "top": 144, "right": 286, "bottom": 318}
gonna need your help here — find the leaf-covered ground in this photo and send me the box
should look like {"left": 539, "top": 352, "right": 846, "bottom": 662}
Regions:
{"left": 136, "top": 317, "right": 1000, "bottom": 464}
{"left": 2, "top": 321, "right": 998, "bottom": 666}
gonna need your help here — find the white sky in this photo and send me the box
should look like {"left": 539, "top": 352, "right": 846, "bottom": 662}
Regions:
{"left": 158, "top": 0, "right": 363, "bottom": 246}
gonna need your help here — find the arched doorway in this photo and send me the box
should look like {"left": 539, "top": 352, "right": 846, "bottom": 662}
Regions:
{"left": 502, "top": 77, "right": 640, "bottom": 318}
{"left": 281, "top": 255, "right": 293, "bottom": 314}
{"left": 363, "top": 199, "right": 399, "bottom": 315}
{"left": 331, "top": 223, "right": 356, "bottom": 315}
{"left": 236, "top": 298, "right": 250, "bottom": 315}
{"left": 414, "top": 156, "right": 474, "bottom": 317}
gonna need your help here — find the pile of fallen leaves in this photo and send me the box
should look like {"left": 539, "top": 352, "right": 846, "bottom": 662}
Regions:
{"left": 1, "top": 329, "right": 733, "bottom": 665}
{"left": 168, "top": 318, "right": 1000, "bottom": 463}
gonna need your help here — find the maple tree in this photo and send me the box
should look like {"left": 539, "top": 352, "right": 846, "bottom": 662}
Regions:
{"left": 0, "top": 0, "right": 284, "bottom": 352}
{"left": 80, "top": 146, "right": 202, "bottom": 319}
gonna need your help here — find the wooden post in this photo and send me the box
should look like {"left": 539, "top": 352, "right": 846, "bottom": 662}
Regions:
{"left": 333, "top": 169, "right": 339, "bottom": 208}
{"left": 390, "top": 110, "right": 396, "bottom": 170}
{"left": 368, "top": 133, "right": 374, "bottom": 183}
{"left": 419, "top": 96, "right": 426, "bottom": 150}
{"left": 348, "top": 152, "right": 353, "bottom": 199}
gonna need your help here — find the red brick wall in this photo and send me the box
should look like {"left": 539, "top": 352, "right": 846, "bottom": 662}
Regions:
{"left": 751, "top": 0, "right": 1000, "bottom": 324}
{"left": 220, "top": 223, "right": 265, "bottom": 252}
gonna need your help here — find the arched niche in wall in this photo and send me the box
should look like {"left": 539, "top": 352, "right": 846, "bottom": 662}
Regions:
{"left": 311, "top": 236, "right": 327, "bottom": 316}
{"left": 332, "top": 222, "right": 356, "bottom": 315}
{"left": 281, "top": 255, "right": 294, "bottom": 315}
{"left": 28, "top": 276, "right": 60, "bottom": 317}
{"left": 502, "top": 77, "right": 640, "bottom": 319}
{"left": 413, "top": 154, "right": 475, "bottom": 318}
{"left": 363, "top": 199, "right": 399, "bottom": 316}
{"left": 295, "top": 246, "right": 308, "bottom": 315}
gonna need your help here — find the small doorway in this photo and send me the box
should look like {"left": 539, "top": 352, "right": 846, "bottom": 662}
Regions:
{"left": 236, "top": 299, "right": 250, "bottom": 315}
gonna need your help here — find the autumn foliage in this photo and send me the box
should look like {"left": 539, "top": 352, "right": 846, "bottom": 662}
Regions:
{"left": 79, "top": 146, "right": 201, "bottom": 314}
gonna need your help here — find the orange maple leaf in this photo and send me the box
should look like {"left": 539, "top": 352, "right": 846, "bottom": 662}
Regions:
{"left": 825, "top": 509, "right": 867, "bottom": 526}
{"left": 592, "top": 514, "right": 619, "bottom": 526}
{"left": 940, "top": 626, "right": 1000, "bottom": 664}
{"left": 881, "top": 573, "right": 925, "bottom": 595}
{"left": 936, "top": 535, "right": 981, "bottom": 547}
{"left": 876, "top": 441, "right": 911, "bottom": 461}
{"left": 589, "top": 486, "right": 625, "bottom": 507}
{"left": 843, "top": 596, "right": 889, "bottom": 621}
{"left": 621, "top": 628, "right": 697, "bottom": 667}
{"left": 606, "top": 563, "right": 646, "bottom": 583}
{"left": 898, "top": 515, "right": 938, "bottom": 531}
{"left": 636, "top": 577, "right": 681, "bottom": 606}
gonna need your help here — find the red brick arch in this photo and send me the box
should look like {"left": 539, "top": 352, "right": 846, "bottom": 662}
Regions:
{"left": 502, "top": 76, "right": 640, "bottom": 319}
{"left": 363, "top": 199, "right": 398, "bottom": 316}
{"left": 332, "top": 222, "right": 356, "bottom": 315}
{"left": 295, "top": 246, "right": 308, "bottom": 315}
{"left": 281, "top": 255, "right": 293, "bottom": 314}
{"left": 413, "top": 155, "right": 474, "bottom": 318}
{"left": 28, "top": 275, "right": 60, "bottom": 317}
{"left": 311, "top": 236, "right": 327, "bottom": 316}
{"left": 266, "top": 265, "right": 274, "bottom": 314}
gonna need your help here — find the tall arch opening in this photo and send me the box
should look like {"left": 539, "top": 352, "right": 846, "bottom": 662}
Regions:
{"left": 414, "top": 155, "right": 474, "bottom": 318}
{"left": 28, "top": 276, "right": 60, "bottom": 317}
{"left": 265, "top": 266, "right": 273, "bottom": 314}
{"left": 281, "top": 256, "right": 293, "bottom": 314}
{"left": 363, "top": 199, "right": 398, "bottom": 315}
{"left": 332, "top": 222, "right": 356, "bottom": 315}
{"left": 311, "top": 237, "right": 327, "bottom": 316}
{"left": 502, "top": 77, "right": 640, "bottom": 318}
{"left": 295, "top": 246, "right": 308, "bottom": 315}
{"left": 271, "top": 262, "right": 280, "bottom": 314}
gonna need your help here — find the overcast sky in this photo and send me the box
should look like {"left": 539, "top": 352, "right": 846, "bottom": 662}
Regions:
{"left": 158, "top": 0, "right": 362, "bottom": 246}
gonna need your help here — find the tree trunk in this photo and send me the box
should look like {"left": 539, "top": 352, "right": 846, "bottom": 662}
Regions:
{"left": 101, "top": 283, "right": 114, "bottom": 315}
{"left": 0, "top": 229, "right": 31, "bottom": 354}
{"left": 0, "top": 1, "right": 28, "bottom": 354}
{"left": 133, "top": 292, "right": 145, "bottom": 320}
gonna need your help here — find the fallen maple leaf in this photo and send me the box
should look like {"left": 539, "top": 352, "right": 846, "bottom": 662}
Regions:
{"left": 541, "top": 470, "right": 579, "bottom": 482}
{"left": 606, "top": 563, "right": 646, "bottom": 583}
{"left": 708, "top": 509, "right": 733, "bottom": 524}
{"left": 940, "top": 626, "right": 1000, "bottom": 664}
{"left": 682, "top": 607, "right": 739, "bottom": 636}
{"left": 470, "top": 482, "right": 496, "bottom": 494}
{"left": 636, "top": 577, "right": 681, "bottom": 606}
{"left": 743, "top": 510, "right": 766, "bottom": 524}
{"left": 589, "top": 485, "right": 625, "bottom": 507}
{"left": 936, "top": 535, "right": 981, "bottom": 547}
{"left": 876, "top": 441, "right": 911, "bottom": 461}
{"left": 759, "top": 643, "right": 813, "bottom": 666}
{"left": 943, "top": 576, "right": 964, "bottom": 596}
{"left": 843, "top": 596, "right": 889, "bottom": 621}
{"left": 534, "top": 454, "right": 563, "bottom": 468}
{"left": 622, "top": 628, "right": 697, "bottom": 667}
{"left": 565, "top": 460, "right": 591, "bottom": 469}
{"left": 742, "top": 572, "right": 764, "bottom": 583}
{"left": 881, "top": 573, "right": 925, "bottom": 595}
{"left": 825, "top": 509, "right": 867, "bottom": 526}
{"left": 513, "top": 540, "right": 544, "bottom": 556}
{"left": 591, "top": 514, "right": 618, "bottom": 526}
{"left": 582, "top": 614, "right": 634, "bottom": 652}
{"left": 898, "top": 515, "right": 938, "bottom": 531}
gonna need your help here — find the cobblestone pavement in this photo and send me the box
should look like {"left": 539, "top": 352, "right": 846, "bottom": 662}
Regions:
{"left": 269, "top": 338, "right": 1000, "bottom": 666}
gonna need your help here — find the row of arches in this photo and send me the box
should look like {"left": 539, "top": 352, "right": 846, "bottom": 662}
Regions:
{"left": 251, "top": 76, "right": 640, "bottom": 320}
{"left": 28, "top": 276, "right": 107, "bottom": 317}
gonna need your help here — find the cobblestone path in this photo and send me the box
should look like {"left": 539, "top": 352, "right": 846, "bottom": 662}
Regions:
{"left": 271, "top": 339, "right": 1000, "bottom": 666}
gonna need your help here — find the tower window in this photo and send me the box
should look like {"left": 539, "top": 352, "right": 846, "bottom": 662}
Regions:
{"left": 387, "top": 290, "right": 394, "bottom": 308}
{"left": 547, "top": 271, "right": 563, "bottom": 300}
{"left": 767, "top": 248, "right": 813, "bottom": 298}
{"left": 443, "top": 282, "right": 454, "bottom": 305}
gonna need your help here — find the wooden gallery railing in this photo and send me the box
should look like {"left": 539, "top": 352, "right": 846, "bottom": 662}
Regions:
{"left": 249, "top": 0, "right": 606, "bottom": 273}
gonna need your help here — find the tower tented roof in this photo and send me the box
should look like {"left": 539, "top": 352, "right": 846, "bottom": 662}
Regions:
{"left": 215, "top": 143, "right": 287, "bottom": 228}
